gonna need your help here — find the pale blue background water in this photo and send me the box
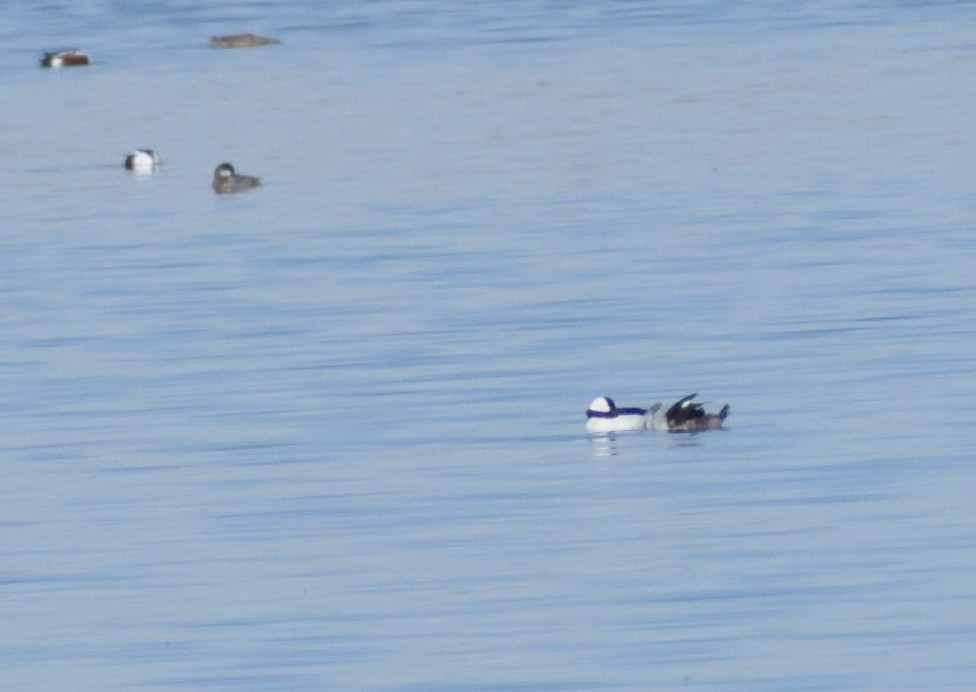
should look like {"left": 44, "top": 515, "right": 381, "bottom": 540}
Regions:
{"left": 2, "top": 2, "right": 976, "bottom": 690}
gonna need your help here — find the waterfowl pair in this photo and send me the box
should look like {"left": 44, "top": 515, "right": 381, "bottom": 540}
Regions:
{"left": 586, "top": 394, "right": 729, "bottom": 433}
{"left": 121, "top": 157, "right": 259, "bottom": 190}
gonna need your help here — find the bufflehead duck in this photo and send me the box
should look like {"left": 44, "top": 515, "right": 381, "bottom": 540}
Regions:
{"left": 585, "top": 396, "right": 662, "bottom": 434}
{"left": 210, "top": 33, "right": 280, "bottom": 48}
{"left": 652, "top": 393, "right": 729, "bottom": 432}
{"left": 40, "top": 50, "right": 91, "bottom": 68}
{"left": 124, "top": 149, "right": 159, "bottom": 174}
{"left": 212, "top": 162, "right": 261, "bottom": 194}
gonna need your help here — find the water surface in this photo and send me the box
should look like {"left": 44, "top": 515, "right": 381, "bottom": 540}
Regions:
{"left": 2, "top": 2, "right": 976, "bottom": 689}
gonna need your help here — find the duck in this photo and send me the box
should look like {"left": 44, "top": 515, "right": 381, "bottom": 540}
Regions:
{"left": 210, "top": 33, "right": 280, "bottom": 48}
{"left": 585, "top": 396, "right": 662, "bottom": 434}
{"left": 124, "top": 149, "right": 159, "bottom": 174}
{"left": 652, "top": 393, "right": 729, "bottom": 432}
{"left": 40, "top": 50, "right": 91, "bottom": 68}
{"left": 212, "top": 162, "right": 261, "bottom": 194}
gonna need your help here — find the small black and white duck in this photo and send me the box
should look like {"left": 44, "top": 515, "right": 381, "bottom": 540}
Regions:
{"left": 585, "top": 396, "right": 662, "bottom": 433}
{"left": 124, "top": 149, "right": 159, "bottom": 174}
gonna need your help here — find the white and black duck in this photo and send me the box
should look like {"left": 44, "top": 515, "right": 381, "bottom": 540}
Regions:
{"left": 124, "top": 149, "right": 159, "bottom": 174}
{"left": 585, "top": 396, "right": 662, "bottom": 433}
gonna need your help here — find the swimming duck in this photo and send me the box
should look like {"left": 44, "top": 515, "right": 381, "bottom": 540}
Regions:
{"left": 585, "top": 396, "right": 662, "bottom": 433}
{"left": 124, "top": 149, "right": 159, "bottom": 174}
{"left": 652, "top": 393, "right": 729, "bottom": 432}
{"left": 210, "top": 33, "right": 280, "bottom": 48}
{"left": 212, "top": 162, "right": 260, "bottom": 194}
{"left": 40, "top": 50, "right": 91, "bottom": 68}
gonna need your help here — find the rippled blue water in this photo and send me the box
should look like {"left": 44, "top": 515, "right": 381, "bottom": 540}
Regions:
{"left": 3, "top": 2, "right": 976, "bottom": 689}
